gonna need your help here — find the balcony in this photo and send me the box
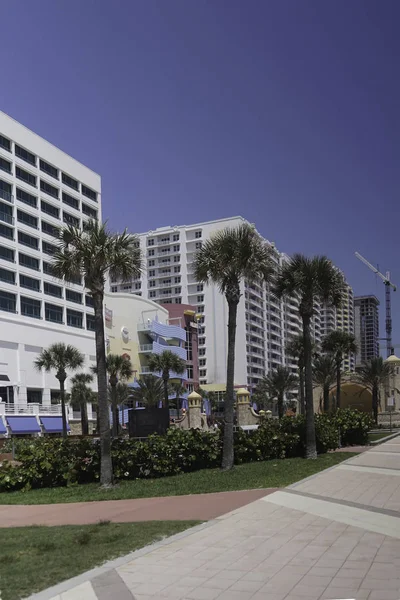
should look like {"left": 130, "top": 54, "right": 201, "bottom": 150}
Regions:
{"left": 0, "top": 402, "right": 62, "bottom": 416}
{"left": 0, "top": 211, "right": 14, "bottom": 225}
{"left": 0, "top": 189, "right": 13, "bottom": 203}
{"left": 139, "top": 341, "right": 187, "bottom": 360}
{"left": 139, "top": 366, "right": 188, "bottom": 380}
{"left": 137, "top": 318, "right": 186, "bottom": 342}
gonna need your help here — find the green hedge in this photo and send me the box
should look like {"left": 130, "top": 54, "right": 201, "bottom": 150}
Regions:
{"left": 0, "top": 409, "right": 372, "bottom": 493}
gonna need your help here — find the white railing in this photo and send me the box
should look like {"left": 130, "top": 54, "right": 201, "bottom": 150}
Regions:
{"left": 139, "top": 344, "right": 153, "bottom": 352}
{"left": 1, "top": 403, "right": 62, "bottom": 415}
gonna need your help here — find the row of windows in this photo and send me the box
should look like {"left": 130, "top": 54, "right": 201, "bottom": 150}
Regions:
{"left": 0, "top": 244, "right": 82, "bottom": 284}
{"left": 0, "top": 267, "right": 92, "bottom": 304}
{"left": 0, "top": 135, "right": 98, "bottom": 201}
{"left": 0, "top": 209, "right": 81, "bottom": 237}
{"left": 0, "top": 290, "right": 95, "bottom": 329}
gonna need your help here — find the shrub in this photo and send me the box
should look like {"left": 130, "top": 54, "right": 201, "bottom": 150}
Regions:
{"left": 0, "top": 408, "right": 370, "bottom": 493}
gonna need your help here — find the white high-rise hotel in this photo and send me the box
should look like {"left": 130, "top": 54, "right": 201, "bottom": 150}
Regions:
{"left": 111, "top": 216, "right": 355, "bottom": 390}
{"left": 0, "top": 111, "right": 100, "bottom": 405}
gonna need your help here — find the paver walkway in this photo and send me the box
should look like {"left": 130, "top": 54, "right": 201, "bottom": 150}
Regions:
{"left": 0, "top": 489, "right": 275, "bottom": 527}
{"left": 30, "top": 438, "right": 400, "bottom": 600}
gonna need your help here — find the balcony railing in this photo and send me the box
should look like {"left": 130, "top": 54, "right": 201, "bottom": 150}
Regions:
{"left": 0, "top": 189, "right": 13, "bottom": 203}
{"left": 0, "top": 211, "right": 13, "bottom": 225}
{"left": 0, "top": 403, "right": 62, "bottom": 415}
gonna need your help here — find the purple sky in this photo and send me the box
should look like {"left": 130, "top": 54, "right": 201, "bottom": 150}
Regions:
{"left": 1, "top": 1, "right": 399, "bottom": 345}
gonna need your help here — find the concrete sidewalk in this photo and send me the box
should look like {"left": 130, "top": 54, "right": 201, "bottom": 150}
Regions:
{"left": 30, "top": 439, "right": 400, "bottom": 600}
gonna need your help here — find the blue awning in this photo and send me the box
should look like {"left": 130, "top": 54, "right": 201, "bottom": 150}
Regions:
{"left": 7, "top": 416, "right": 41, "bottom": 434}
{"left": 41, "top": 416, "right": 70, "bottom": 433}
{"left": 0, "top": 418, "right": 6, "bottom": 434}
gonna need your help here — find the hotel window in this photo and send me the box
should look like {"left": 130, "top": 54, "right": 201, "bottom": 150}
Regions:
{"left": 85, "top": 294, "right": 94, "bottom": 307}
{"left": 0, "top": 267, "right": 15, "bottom": 285}
{"left": 195, "top": 230, "right": 202, "bottom": 238}
{"left": 173, "top": 233, "right": 179, "bottom": 241}
{"left": 18, "top": 231, "right": 39, "bottom": 250}
{"left": 62, "top": 191, "right": 79, "bottom": 210}
{"left": 199, "top": 359, "right": 206, "bottom": 367}
{"left": 199, "top": 348, "right": 206, "bottom": 356}
{"left": 149, "top": 290, "right": 156, "bottom": 298}
{"left": 175, "top": 287, "right": 181, "bottom": 294}
{"left": 17, "top": 188, "right": 37, "bottom": 208}
{"left": 62, "top": 173, "right": 79, "bottom": 191}
{"left": 147, "top": 239, "right": 154, "bottom": 246}
{"left": 149, "top": 280, "right": 155, "bottom": 288}
{"left": 187, "top": 366, "right": 194, "bottom": 379}
{"left": 195, "top": 242, "right": 202, "bottom": 249}
{"left": 21, "top": 296, "right": 41, "bottom": 319}
{"left": 148, "top": 248, "right": 155, "bottom": 256}
{"left": 40, "top": 160, "right": 58, "bottom": 179}
{"left": 0, "top": 245, "right": 14, "bottom": 262}
{"left": 67, "top": 309, "right": 83, "bottom": 328}
{"left": 82, "top": 203, "right": 97, "bottom": 219}
{"left": 82, "top": 185, "right": 97, "bottom": 201}
{"left": 66, "top": 289, "right": 82, "bottom": 304}
{"left": 198, "top": 337, "right": 205, "bottom": 346}
{"left": 86, "top": 315, "right": 95, "bottom": 331}
{"left": 15, "top": 145, "right": 36, "bottom": 166}
{"left": 40, "top": 180, "right": 59, "bottom": 199}
{"left": 17, "top": 209, "right": 38, "bottom": 229}
{"left": 174, "top": 277, "right": 181, "bottom": 283}
{"left": 173, "top": 255, "right": 180, "bottom": 262}
{"left": 45, "top": 303, "right": 63, "bottom": 324}
{"left": 173, "top": 244, "right": 180, "bottom": 252}
{"left": 174, "top": 297, "right": 182, "bottom": 304}
{"left": 42, "top": 241, "right": 57, "bottom": 256}
{"left": 0, "top": 135, "right": 11, "bottom": 152}
{"left": 42, "top": 221, "right": 60, "bottom": 238}
{"left": 149, "top": 270, "right": 155, "bottom": 277}
{"left": 0, "top": 290, "right": 16, "bottom": 312}
{"left": 148, "top": 260, "right": 155, "bottom": 266}
{"left": 19, "top": 252, "right": 39, "bottom": 271}
{"left": 63, "top": 211, "right": 80, "bottom": 227}
{"left": 41, "top": 200, "right": 59, "bottom": 219}
{"left": 197, "top": 305, "right": 204, "bottom": 313}
{"left": 197, "top": 295, "right": 204, "bottom": 303}
{"left": 0, "top": 157, "right": 11, "bottom": 174}
{"left": 44, "top": 282, "right": 62, "bottom": 298}
{"left": 197, "top": 284, "right": 203, "bottom": 292}
{"left": 16, "top": 167, "right": 36, "bottom": 187}
{"left": 174, "top": 266, "right": 180, "bottom": 273}
{"left": 0, "top": 223, "right": 13, "bottom": 241}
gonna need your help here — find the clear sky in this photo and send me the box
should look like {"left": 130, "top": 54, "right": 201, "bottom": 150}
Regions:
{"left": 1, "top": 1, "right": 399, "bottom": 345}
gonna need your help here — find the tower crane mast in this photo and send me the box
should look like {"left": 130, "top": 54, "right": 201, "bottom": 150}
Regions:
{"left": 355, "top": 252, "right": 397, "bottom": 357}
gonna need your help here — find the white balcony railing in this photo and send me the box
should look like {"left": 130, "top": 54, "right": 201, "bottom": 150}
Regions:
{"left": 0, "top": 402, "right": 62, "bottom": 416}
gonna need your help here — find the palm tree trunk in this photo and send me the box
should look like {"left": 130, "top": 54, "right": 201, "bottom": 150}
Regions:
{"left": 302, "top": 314, "right": 317, "bottom": 459}
{"left": 222, "top": 299, "right": 238, "bottom": 470}
{"left": 299, "top": 366, "right": 305, "bottom": 415}
{"left": 80, "top": 401, "right": 89, "bottom": 436}
{"left": 323, "top": 383, "right": 330, "bottom": 413}
{"left": 93, "top": 292, "right": 113, "bottom": 486}
{"left": 59, "top": 378, "right": 68, "bottom": 438}
{"left": 163, "top": 376, "right": 169, "bottom": 412}
{"left": 176, "top": 393, "right": 180, "bottom": 418}
{"left": 336, "top": 357, "right": 341, "bottom": 410}
{"left": 278, "top": 393, "right": 284, "bottom": 420}
{"left": 111, "top": 383, "right": 119, "bottom": 439}
{"left": 372, "top": 385, "right": 378, "bottom": 423}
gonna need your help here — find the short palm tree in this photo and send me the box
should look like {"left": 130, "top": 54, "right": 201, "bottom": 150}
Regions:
{"left": 100, "top": 354, "right": 134, "bottom": 438}
{"left": 194, "top": 223, "right": 274, "bottom": 470}
{"left": 322, "top": 330, "right": 358, "bottom": 409}
{"left": 275, "top": 255, "right": 346, "bottom": 458}
{"left": 34, "top": 343, "right": 84, "bottom": 437}
{"left": 355, "top": 357, "right": 393, "bottom": 422}
{"left": 313, "top": 355, "right": 336, "bottom": 413}
{"left": 52, "top": 220, "right": 141, "bottom": 485}
{"left": 169, "top": 381, "right": 187, "bottom": 415}
{"left": 286, "top": 334, "right": 306, "bottom": 415}
{"left": 70, "top": 372, "right": 94, "bottom": 435}
{"left": 261, "top": 366, "right": 298, "bottom": 419}
{"left": 107, "top": 382, "right": 132, "bottom": 428}
{"left": 147, "top": 350, "right": 186, "bottom": 411}
{"left": 130, "top": 375, "right": 165, "bottom": 408}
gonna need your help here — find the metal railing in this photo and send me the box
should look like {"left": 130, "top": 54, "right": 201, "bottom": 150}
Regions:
{"left": 0, "top": 189, "right": 13, "bottom": 203}
{"left": 0, "top": 211, "right": 14, "bottom": 225}
{"left": 139, "top": 344, "right": 153, "bottom": 352}
{"left": 2, "top": 403, "right": 62, "bottom": 415}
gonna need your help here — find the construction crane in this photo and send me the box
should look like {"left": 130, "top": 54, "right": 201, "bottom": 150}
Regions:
{"left": 355, "top": 252, "right": 397, "bottom": 358}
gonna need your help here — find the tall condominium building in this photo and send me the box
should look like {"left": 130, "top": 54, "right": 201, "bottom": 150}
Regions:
{"left": 354, "top": 295, "right": 380, "bottom": 366}
{"left": 320, "top": 283, "right": 355, "bottom": 371}
{"left": 111, "top": 217, "right": 315, "bottom": 390}
{"left": 0, "top": 111, "right": 100, "bottom": 406}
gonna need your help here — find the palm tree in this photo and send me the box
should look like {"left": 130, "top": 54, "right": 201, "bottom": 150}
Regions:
{"left": 147, "top": 350, "right": 186, "bottom": 411}
{"left": 169, "top": 381, "right": 187, "bottom": 416}
{"left": 261, "top": 366, "right": 298, "bottom": 419}
{"left": 70, "top": 372, "right": 94, "bottom": 435}
{"left": 322, "top": 330, "right": 358, "bottom": 410}
{"left": 101, "top": 354, "right": 134, "bottom": 438}
{"left": 313, "top": 355, "right": 336, "bottom": 413}
{"left": 130, "top": 375, "right": 165, "bottom": 408}
{"left": 355, "top": 357, "right": 393, "bottom": 422}
{"left": 108, "top": 382, "right": 132, "bottom": 428}
{"left": 275, "top": 255, "right": 346, "bottom": 458}
{"left": 34, "top": 343, "right": 84, "bottom": 437}
{"left": 194, "top": 223, "right": 274, "bottom": 470}
{"left": 52, "top": 220, "right": 141, "bottom": 486}
{"left": 286, "top": 334, "right": 306, "bottom": 415}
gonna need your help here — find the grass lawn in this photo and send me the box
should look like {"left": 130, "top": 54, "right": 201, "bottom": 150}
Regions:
{"left": 368, "top": 431, "right": 397, "bottom": 443}
{"left": 0, "top": 520, "right": 199, "bottom": 600}
{"left": 0, "top": 453, "right": 354, "bottom": 505}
